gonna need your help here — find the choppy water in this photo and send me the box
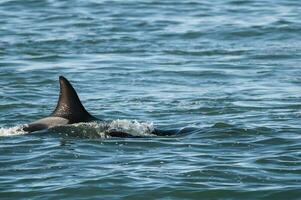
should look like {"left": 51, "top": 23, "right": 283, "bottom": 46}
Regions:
{"left": 1, "top": 0, "right": 301, "bottom": 199}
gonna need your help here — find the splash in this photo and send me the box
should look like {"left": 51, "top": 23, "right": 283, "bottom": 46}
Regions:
{"left": 0, "top": 120, "right": 155, "bottom": 138}
{"left": 62, "top": 120, "right": 155, "bottom": 138}
{"left": 107, "top": 119, "right": 155, "bottom": 137}
{"left": 0, "top": 125, "right": 26, "bottom": 137}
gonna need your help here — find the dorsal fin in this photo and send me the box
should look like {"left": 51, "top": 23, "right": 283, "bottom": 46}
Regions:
{"left": 51, "top": 76, "right": 96, "bottom": 123}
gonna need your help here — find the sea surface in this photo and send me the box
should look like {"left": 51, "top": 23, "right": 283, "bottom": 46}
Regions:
{"left": 1, "top": 0, "right": 301, "bottom": 199}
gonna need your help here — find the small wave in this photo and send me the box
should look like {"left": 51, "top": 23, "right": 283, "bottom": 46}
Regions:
{"left": 107, "top": 119, "right": 154, "bottom": 137}
{"left": 0, "top": 125, "right": 26, "bottom": 137}
{"left": 52, "top": 120, "right": 155, "bottom": 138}
{"left": 0, "top": 120, "right": 155, "bottom": 138}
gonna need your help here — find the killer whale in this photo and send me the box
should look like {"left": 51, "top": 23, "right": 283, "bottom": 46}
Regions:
{"left": 22, "top": 76, "right": 179, "bottom": 137}
{"left": 22, "top": 76, "right": 97, "bottom": 133}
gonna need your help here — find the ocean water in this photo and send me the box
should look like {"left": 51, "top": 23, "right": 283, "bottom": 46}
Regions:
{"left": 1, "top": 0, "right": 301, "bottom": 199}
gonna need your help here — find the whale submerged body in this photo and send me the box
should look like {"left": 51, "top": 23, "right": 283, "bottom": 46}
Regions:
{"left": 22, "top": 76, "right": 180, "bottom": 137}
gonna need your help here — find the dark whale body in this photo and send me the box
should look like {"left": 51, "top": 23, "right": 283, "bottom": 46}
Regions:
{"left": 22, "top": 76, "right": 178, "bottom": 137}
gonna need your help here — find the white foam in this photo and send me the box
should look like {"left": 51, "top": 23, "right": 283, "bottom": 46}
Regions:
{"left": 56, "top": 120, "right": 155, "bottom": 138}
{"left": 107, "top": 119, "right": 155, "bottom": 136}
{"left": 0, "top": 125, "right": 26, "bottom": 136}
{"left": 0, "top": 119, "right": 155, "bottom": 138}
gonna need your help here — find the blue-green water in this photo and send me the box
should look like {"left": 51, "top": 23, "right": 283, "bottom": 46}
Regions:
{"left": 1, "top": 0, "right": 301, "bottom": 199}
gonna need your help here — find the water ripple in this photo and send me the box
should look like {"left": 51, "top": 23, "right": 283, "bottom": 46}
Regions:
{"left": 1, "top": 0, "right": 301, "bottom": 199}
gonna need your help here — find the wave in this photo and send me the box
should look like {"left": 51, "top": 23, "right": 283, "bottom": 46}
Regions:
{"left": 51, "top": 120, "right": 155, "bottom": 138}
{"left": 0, "top": 119, "right": 155, "bottom": 138}
{"left": 0, "top": 125, "right": 26, "bottom": 136}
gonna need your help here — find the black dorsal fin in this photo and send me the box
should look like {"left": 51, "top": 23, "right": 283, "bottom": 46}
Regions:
{"left": 51, "top": 76, "right": 96, "bottom": 123}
